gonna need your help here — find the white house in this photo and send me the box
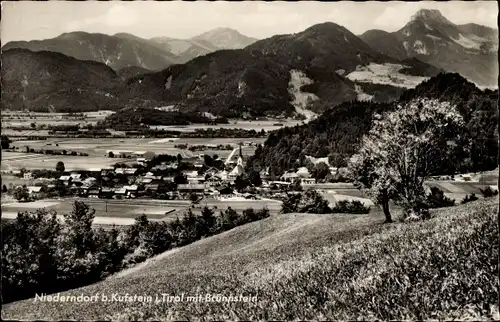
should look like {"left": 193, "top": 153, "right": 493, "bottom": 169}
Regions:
{"left": 178, "top": 183, "right": 206, "bottom": 195}
{"left": 59, "top": 175, "right": 71, "bottom": 185}
{"left": 70, "top": 173, "right": 81, "bottom": 180}
{"left": 281, "top": 171, "right": 299, "bottom": 182}
{"left": 296, "top": 167, "right": 311, "bottom": 178}
{"left": 27, "top": 186, "right": 43, "bottom": 197}
{"left": 23, "top": 172, "right": 34, "bottom": 180}
{"left": 329, "top": 167, "right": 339, "bottom": 175}
{"left": 187, "top": 176, "right": 206, "bottom": 184}
{"left": 205, "top": 175, "right": 222, "bottom": 187}
{"left": 184, "top": 170, "right": 199, "bottom": 178}
{"left": 217, "top": 170, "right": 229, "bottom": 182}
{"left": 115, "top": 185, "right": 138, "bottom": 198}
{"left": 300, "top": 178, "right": 316, "bottom": 185}
{"left": 115, "top": 168, "right": 137, "bottom": 175}
{"left": 141, "top": 178, "right": 153, "bottom": 184}
{"left": 82, "top": 177, "right": 96, "bottom": 187}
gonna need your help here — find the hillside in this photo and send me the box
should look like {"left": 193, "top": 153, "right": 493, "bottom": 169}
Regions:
{"left": 2, "top": 31, "right": 179, "bottom": 71}
{"left": 248, "top": 22, "right": 393, "bottom": 74}
{"left": 124, "top": 22, "right": 440, "bottom": 117}
{"left": 358, "top": 29, "right": 408, "bottom": 60}
{"left": 148, "top": 37, "right": 219, "bottom": 64}
{"left": 3, "top": 199, "right": 497, "bottom": 320}
{"left": 246, "top": 73, "right": 498, "bottom": 175}
{"left": 191, "top": 27, "right": 258, "bottom": 49}
{"left": 116, "top": 66, "right": 153, "bottom": 80}
{"left": 1, "top": 48, "right": 124, "bottom": 112}
{"left": 0, "top": 47, "right": 296, "bottom": 117}
{"left": 97, "top": 107, "right": 228, "bottom": 129}
{"left": 360, "top": 9, "right": 498, "bottom": 86}
{"left": 150, "top": 28, "right": 257, "bottom": 63}
{"left": 123, "top": 49, "right": 296, "bottom": 118}
{"left": 246, "top": 100, "right": 392, "bottom": 174}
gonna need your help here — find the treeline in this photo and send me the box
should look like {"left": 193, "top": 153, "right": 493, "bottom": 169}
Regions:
{"left": 246, "top": 100, "right": 392, "bottom": 176}
{"left": 1, "top": 201, "right": 270, "bottom": 304}
{"left": 14, "top": 145, "right": 89, "bottom": 157}
{"left": 179, "top": 128, "right": 267, "bottom": 138}
{"left": 247, "top": 73, "right": 498, "bottom": 176}
{"left": 116, "top": 128, "right": 267, "bottom": 139}
{"left": 174, "top": 144, "right": 234, "bottom": 151}
{"left": 97, "top": 107, "right": 229, "bottom": 129}
{"left": 280, "top": 186, "right": 497, "bottom": 216}
{"left": 3, "top": 127, "right": 267, "bottom": 140}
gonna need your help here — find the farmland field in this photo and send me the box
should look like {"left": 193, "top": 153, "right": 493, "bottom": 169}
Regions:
{"left": 319, "top": 190, "right": 374, "bottom": 206}
{"left": 426, "top": 180, "right": 497, "bottom": 201}
{"left": 0, "top": 197, "right": 283, "bottom": 225}
{"left": 6, "top": 137, "right": 264, "bottom": 161}
{"left": 1, "top": 111, "right": 113, "bottom": 128}
{"left": 0, "top": 174, "right": 49, "bottom": 187}
{"left": 2, "top": 111, "right": 301, "bottom": 133}
{"left": 1, "top": 198, "right": 177, "bottom": 221}
{"left": 1, "top": 151, "right": 128, "bottom": 171}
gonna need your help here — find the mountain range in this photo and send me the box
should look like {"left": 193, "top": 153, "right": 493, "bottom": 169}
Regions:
{"left": 1, "top": 9, "right": 497, "bottom": 116}
{"left": 1, "top": 48, "right": 124, "bottom": 112}
{"left": 2, "top": 28, "right": 258, "bottom": 72}
{"left": 359, "top": 9, "right": 498, "bottom": 86}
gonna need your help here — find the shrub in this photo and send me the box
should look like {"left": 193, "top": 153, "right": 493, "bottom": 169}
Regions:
{"left": 480, "top": 186, "right": 498, "bottom": 198}
{"left": 461, "top": 193, "right": 479, "bottom": 204}
{"left": 281, "top": 190, "right": 331, "bottom": 214}
{"left": 426, "top": 187, "right": 455, "bottom": 208}
{"left": 331, "top": 200, "right": 371, "bottom": 214}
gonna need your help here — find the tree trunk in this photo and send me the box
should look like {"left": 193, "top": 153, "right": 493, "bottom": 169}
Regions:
{"left": 381, "top": 198, "right": 392, "bottom": 223}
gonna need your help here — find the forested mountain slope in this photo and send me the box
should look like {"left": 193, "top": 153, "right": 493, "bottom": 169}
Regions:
{"left": 246, "top": 73, "right": 498, "bottom": 175}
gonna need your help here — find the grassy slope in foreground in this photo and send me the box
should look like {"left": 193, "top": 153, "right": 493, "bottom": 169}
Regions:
{"left": 3, "top": 199, "right": 498, "bottom": 321}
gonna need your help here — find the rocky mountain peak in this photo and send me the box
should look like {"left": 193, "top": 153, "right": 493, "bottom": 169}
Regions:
{"left": 191, "top": 27, "right": 257, "bottom": 49}
{"left": 410, "top": 9, "right": 454, "bottom": 26}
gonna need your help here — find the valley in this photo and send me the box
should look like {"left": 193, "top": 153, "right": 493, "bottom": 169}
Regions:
{"left": 1, "top": 2, "right": 498, "bottom": 320}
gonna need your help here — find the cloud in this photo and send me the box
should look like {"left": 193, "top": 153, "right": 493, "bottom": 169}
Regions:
{"left": 63, "top": 4, "right": 138, "bottom": 32}
{"left": 105, "top": 4, "right": 138, "bottom": 27}
{"left": 473, "top": 6, "right": 497, "bottom": 28}
{"left": 373, "top": 4, "right": 421, "bottom": 31}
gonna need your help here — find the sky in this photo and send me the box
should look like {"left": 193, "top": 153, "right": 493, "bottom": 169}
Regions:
{"left": 1, "top": 1, "right": 498, "bottom": 43}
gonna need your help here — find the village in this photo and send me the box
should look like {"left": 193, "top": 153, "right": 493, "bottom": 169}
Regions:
{"left": 2, "top": 143, "right": 346, "bottom": 206}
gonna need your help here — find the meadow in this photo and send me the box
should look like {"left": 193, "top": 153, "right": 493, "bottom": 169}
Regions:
{"left": 1, "top": 111, "right": 113, "bottom": 128}
{"left": 1, "top": 151, "right": 127, "bottom": 171}
{"left": 3, "top": 198, "right": 497, "bottom": 320}
{"left": 1, "top": 198, "right": 176, "bottom": 221}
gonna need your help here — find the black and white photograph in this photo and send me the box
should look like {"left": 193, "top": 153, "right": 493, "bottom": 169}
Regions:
{"left": 1, "top": 0, "right": 498, "bottom": 320}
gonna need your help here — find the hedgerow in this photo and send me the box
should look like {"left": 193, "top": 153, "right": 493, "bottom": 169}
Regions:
{"left": 1, "top": 201, "right": 270, "bottom": 304}
{"left": 331, "top": 200, "right": 371, "bottom": 214}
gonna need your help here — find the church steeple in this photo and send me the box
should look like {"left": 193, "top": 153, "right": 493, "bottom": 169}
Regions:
{"left": 237, "top": 143, "right": 243, "bottom": 167}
